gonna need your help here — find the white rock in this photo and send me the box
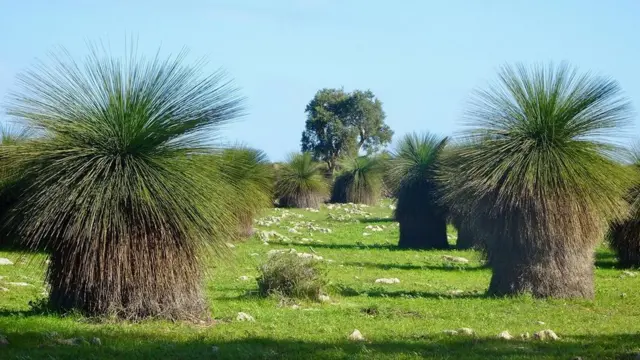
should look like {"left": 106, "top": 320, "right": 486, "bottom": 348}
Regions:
{"left": 318, "top": 294, "right": 331, "bottom": 303}
{"left": 288, "top": 228, "right": 300, "bottom": 234}
{"left": 348, "top": 329, "right": 365, "bottom": 342}
{"left": 442, "top": 330, "right": 458, "bottom": 335}
{"left": 448, "top": 289, "right": 464, "bottom": 295}
{"left": 250, "top": 253, "right": 260, "bottom": 257}
{"left": 497, "top": 331, "right": 513, "bottom": 340}
{"left": 8, "top": 282, "right": 31, "bottom": 287}
{"left": 534, "top": 329, "right": 560, "bottom": 341}
{"left": 225, "top": 243, "right": 236, "bottom": 249}
{"left": 536, "top": 321, "right": 545, "bottom": 325}
{"left": 236, "top": 312, "right": 255, "bottom": 322}
{"left": 457, "top": 328, "right": 475, "bottom": 335}
{"left": 290, "top": 304, "right": 300, "bottom": 310}
{"left": 622, "top": 271, "right": 638, "bottom": 277}
{"left": 442, "top": 255, "right": 470, "bottom": 264}
{"left": 0, "top": 288, "right": 8, "bottom": 292}
{"left": 520, "top": 332, "right": 531, "bottom": 340}
{"left": 0, "top": 258, "right": 13, "bottom": 265}
{"left": 239, "top": 276, "right": 250, "bottom": 281}
{"left": 375, "top": 278, "right": 400, "bottom": 284}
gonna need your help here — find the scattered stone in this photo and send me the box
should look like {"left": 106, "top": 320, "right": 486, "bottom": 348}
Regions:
{"left": 497, "top": 331, "right": 514, "bottom": 340}
{"left": 447, "top": 289, "right": 464, "bottom": 296}
{"left": 318, "top": 294, "right": 331, "bottom": 303}
{"left": 348, "top": 329, "right": 365, "bottom": 342}
{"left": 457, "top": 328, "right": 475, "bottom": 336}
{"left": 8, "top": 282, "right": 31, "bottom": 287}
{"left": 375, "top": 278, "right": 400, "bottom": 284}
{"left": 534, "top": 329, "right": 560, "bottom": 341}
{"left": 291, "top": 304, "right": 300, "bottom": 310}
{"left": 0, "top": 288, "right": 8, "bottom": 292}
{"left": 225, "top": 243, "right": 236, "bottom": 249}
{"left": 212, "top": 346, "right": 220, "bottom": 353}
{"left": 90, "top": 337, "right": 102, "bottom": 346}
{"left": 621, "top": 292, "right": 627, "bottom": 298}
{"left": 0, "top": 258, "right": 14, "bottom": 265}
{"left": 623, "top": 271, "right": 638, "bottom": 277}
{"left": 520, "top": 332, "right": 530, "bottom": 340}
{"left": 250, "top": 253, "right": 260, "bottom": 257}
{"left": 297, "top": 252, "right": 323, "bottom": 261}
{"left": 442, "top": 330, "right": 458, "bottom": 335}
{"left": 536, "top": 321, "right": 545, "bottom": 325}
{"left": 442, "top": 255, "right": 470, "bottom": 264}
{"left": 362, "top": 232, "right": 371, "bottom": 236}
{"left": 0, "top": 334, "right": 9, "bottom": 346}
{"left": 288, "top": 228, "right": 300, "bottom": 234}
{"left": 239, "top": 276, "right": 250, "bottom": 281}
{"left": 236, "top": 312, "right": 255, "bottom": 322}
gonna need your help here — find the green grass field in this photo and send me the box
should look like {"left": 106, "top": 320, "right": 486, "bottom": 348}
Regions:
{"left": 1, "top": 201, "right": 639, "bottom": 359}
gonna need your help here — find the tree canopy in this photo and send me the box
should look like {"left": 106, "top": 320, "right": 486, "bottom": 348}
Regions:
{"left": 301, "top": 88, "right": 392, "bottom": 173}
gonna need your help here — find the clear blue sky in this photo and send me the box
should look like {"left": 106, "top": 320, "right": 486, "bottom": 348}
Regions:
{"left": 1, "top": 0, "right": 638, "bottom": 161}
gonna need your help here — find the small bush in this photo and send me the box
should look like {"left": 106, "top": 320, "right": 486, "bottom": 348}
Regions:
{"left": 257, "top": 252, "right": 326, "bottom": 300}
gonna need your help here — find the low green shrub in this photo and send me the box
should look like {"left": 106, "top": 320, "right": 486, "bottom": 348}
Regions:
{"left": 257, "top": 251, "right": 326, "bottom": 300}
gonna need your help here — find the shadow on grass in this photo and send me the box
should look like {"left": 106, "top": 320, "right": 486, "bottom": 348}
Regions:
{"left": 594, "top": 251, "right": 623, "bottom": 270}
{"left": 0, "top": 328, "right": 638, "bottom": 360}
{"left": 336, "top": 286, "right": 486, "bottom": 299}
{"left": 358, "top": 217, "right": 396, "bottom": 224}
{"left": 343, "top": 261, "right": 488, "bottom": 271}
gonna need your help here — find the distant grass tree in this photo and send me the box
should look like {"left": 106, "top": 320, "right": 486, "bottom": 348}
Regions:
{"left": 388, "top": 133, "right": 449, "bottom": 249}
{"left": 444, "top": 63, "right": 632, "bottom": 298}
{"left": 218, "top": 147, "right": 274, "bottom": 238}
{"left": 275, "top": 152, "right": 328, "bottom": 208}
{"left": 330, "top": 155, "right": 385, "bottom": 205}
{"left": 608, "top": 146, "right": 640, "bottom": 268}
{"left": 3, "top": 46, "right": 247, "bottom": 319}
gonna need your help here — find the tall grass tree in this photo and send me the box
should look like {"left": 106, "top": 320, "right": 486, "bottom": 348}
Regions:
{"left": 331, "top": 155, "right": 385, "bottom": 205}
{"left": 608, "top": 145, "right": 640, "bottom": 268}
{"left": 388, "top": 132, "right": 449, "bottom": 249}
{"left": 443, "top": 63, "right": 632, "bottom": 298}
{"left": 3, "top": 46, "right": 246, "bottom": 319}
{"left": 275, "top": 152, "right": 328, "bottom": 208}
{"left": 217, "top": 147, "right": 274, "bottom": 238}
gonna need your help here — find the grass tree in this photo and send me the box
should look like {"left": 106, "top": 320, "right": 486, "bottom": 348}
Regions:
{"left": 275, "top": 152, "right": 328, "bottom": 208}
{"left": 3, "top": 46, "right": 248, "bottom": 319}
{"left": 388, "top": 133, "right": 449, "bottom": 250}
{"left": 608, "top": 147, "right": 640, "bottom": 268}
{"left": 330, "top": 155, "right": 385, "bottom": 205}
{"left": 444, "top": 63, "right": 632, "bottom": 298}
{"left": 218, "top": 147, "right": 274, "bottom": 238}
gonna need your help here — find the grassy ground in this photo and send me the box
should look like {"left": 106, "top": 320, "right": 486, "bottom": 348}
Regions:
{"left": 1, "top": 200, "right": 639, "bottom": 359}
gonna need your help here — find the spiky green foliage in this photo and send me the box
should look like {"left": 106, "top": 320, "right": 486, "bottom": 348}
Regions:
{"left": 3, "top": 46, "right": 246, "bottom": 319}
{"left": 218, "top": 147, "right": 274, "bottom": 238}
{"left": 331, "top": 155, "right": 385, "bottom": 205}
{"left": 275, "top": 152, "right": 328, "bottom": 209}
{"left": 0, "top": 124, "right": 34, "bottom": 248}
{"left": 443, "top": 63, "right": 632, "bottom": 298}
{"left": 387, "top": 132, "right": 449, "bottom": 249}
{"left": 608, "top": 145, "right": 640, "bottom": 268}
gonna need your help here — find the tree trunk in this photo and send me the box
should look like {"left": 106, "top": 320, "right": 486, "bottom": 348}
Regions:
{"left": 609, "top": 220, "right": 640, "bottom": 268}
{"left": 46, "top": 240, "right": 208, "bottom": 320}
{"left": 487, "top": 243, "right": 595, "bottom": 298}
{"left": 454, "top": 221, "right": 477, "bottom": 250}
{"left": 398, "top": 216, "right": 449, "bottom": 250}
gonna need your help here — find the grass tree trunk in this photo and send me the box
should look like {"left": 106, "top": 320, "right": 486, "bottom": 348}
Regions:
{"left": 487, "top": 244, "right": 595, "bottom": 298}
{"left": 397, "top": 215, "right": 448, "bottom": 250}
{"left": 482, "top": 207, "right": 600, "bottom": 299}
{"left": 609, "top": 220, "right": 640, "bottom": 268}
{"left": 452, "top": 218, "right": 477, "bottom": 250}
{"left": 46, "top": 240, "right": 207, "bottom": 320}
